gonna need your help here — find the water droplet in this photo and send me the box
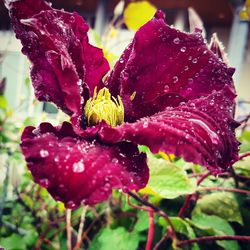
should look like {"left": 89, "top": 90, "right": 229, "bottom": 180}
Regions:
{"left": 55, "top": 156, "right": 59, "bottom": 162}
{"left": 40, "top": 149, "right": 49, "bottom": 158}
{"left": 32, "top": 128, "right": 40, "bottom": 135}
{"left": 73, "top": 161, "right": 85, "bottom": 173}
{"left": 188, "top": 78, "right": 193, "bottom": 83}
{"left": 184, "top": 66, "right": 189, "bottom": 71}
{"left": 119, "top": 58, "right": 124, "bottom": 64}
{"left": 173, "top": 37, "right": 180, "bottom": 44}
{"left": 173, "top": 76, "right": 178, "bottom": 83}
{"left": 66, "top": 201, "right": 76, "bottom": 209}
{"left": 210, "top": 100, "right": 215, "bottom": 106}
{"left": 164, "top": 85, "right": 169, "bottom": 92}
{"left": 39, "top": 178, "right": 49, "bottom": 188}
{"left": 112, "top": 158, "right": 118, "bottom": 163}
{"left": 143, "top": 121, "right": 149, "bottom": 128}
{"left": 180, "top": 46, "right": 186, "bottom": 52}
{"left": 192, "top": 58, "right": 198, "bottom": 64}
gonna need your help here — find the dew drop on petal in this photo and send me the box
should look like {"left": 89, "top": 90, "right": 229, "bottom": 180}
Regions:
{"left": 40, "top": 149, "right": 49, "bottom": 158}
{"left": 66, "top": 201, "right": 77, "bottom": 209}
{"left": 192, "top": 58, "right": 198, "bottom": 64}
{"left": 164, "top": 85, "right": 169, "bottom": 92}
{"left": 173, "top": 76, "right": 178, "bottom": 83}
{"left": 188, "top": 78, "right": 193, "bottom": 83}
{"left": 73, "top": 161, "right": 85, "bottom": 173}
{"left": 180, "top": 46, "right": 186, "bottom": 52}
{"left": 39, "top": 178, "right": 49, "bottom": 188}
{"left": 173, "top": 37, "right": 180, "bottom": 44}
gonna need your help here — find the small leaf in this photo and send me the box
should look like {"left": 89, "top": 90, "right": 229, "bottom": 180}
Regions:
{"left": 193, "top": 192, "right": 243, "bottom": 225}
{"left": 89, "top": 227, "right": 140, "bottom": 250}
{"left": 142, "top": 154, "right": 197, "bottom": 199}
{"left": 234, "top": 155, "right": 250, "bottom": 176}
{"left": 189, "top": 214, "right": 239, "bottom": 250}
{"left": 134, "top": 211, "right": 149, "bottom": 232}
{"left": 124, "top": 1, "right": 157, "bottom": 31}
{"left": 159, "top": 217, "right": 199, "bottom": 250}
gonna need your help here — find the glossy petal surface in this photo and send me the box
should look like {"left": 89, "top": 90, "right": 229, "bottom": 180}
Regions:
{"left": 21, "top": 122, "right": 148, "bottom": 208}
{"left": 106, "top": 12, "right": 235, "bottom": 121}
{"left": 8, "top": 0, "right": 109, "bottom": 117}
{"left": 100, "top": 86, "right": 239, "bottom": 173}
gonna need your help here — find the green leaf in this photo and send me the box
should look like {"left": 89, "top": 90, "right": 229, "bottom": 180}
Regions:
{"left": 238, "top": 130, "right": 250, "bottom": 153}
{"left": 193, "top": 192, "right": 243, "bottom": 225}
{"left": 189, "top": 214, "right": 239, "bottom": 250}
{"left": 89, "top": 227, "right": 140, "bottom": 250}
{"left": 134, "top": 211, "right": 149, "bottom": 232}
{"left": 143, "top": 154, "right": 197, "bottom": 199}
{"left": 233, "top": 156, "right": 250, "bottom": 176}
{"left": 0, "top": 234, "right": 27, "bottom": 250}
{"left": 159, "top": 217, "right": 199, "bottom": 250}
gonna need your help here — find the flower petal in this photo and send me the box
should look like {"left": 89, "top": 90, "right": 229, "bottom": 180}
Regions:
{"left": 21, "top": 122, "right": 148, "bottom": 208}
{"left": 8, "top": 0, "right": 109, "bottom": 116}
{"left": 100, "top": 86, "right": 239, "bottom": 173}
{"left": 106, "top": 12, "right": 235, "bottom": 121}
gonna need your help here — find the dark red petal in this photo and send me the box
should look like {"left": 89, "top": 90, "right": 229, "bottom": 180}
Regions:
{"left": 21, "top": 122, "right": 148, "bottom": 208}
{"left": 100, "top": 86, "right": 239, "bottom": 174}
{"left": 106, "top": 13, "right": 235, "bottom": 121}
{"left": 8, "top": 0, "right": 109, "bottom": 117}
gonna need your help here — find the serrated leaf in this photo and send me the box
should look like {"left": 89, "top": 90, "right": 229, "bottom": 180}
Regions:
{"left": 193, "top": 192, "right": 243, "bottom": 225}
{"left": 89, "top": 227, "right": 140, "bottom": 250}
{"left": 141, "top": 154, "right": 197, "bottom": 199}
{"left": 189, "top": 213, "right": 239, "bottom": 250}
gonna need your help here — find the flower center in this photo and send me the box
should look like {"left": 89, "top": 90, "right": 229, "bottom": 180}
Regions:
{"left": 84, "top": 87, "right": 124, "bottom": 127}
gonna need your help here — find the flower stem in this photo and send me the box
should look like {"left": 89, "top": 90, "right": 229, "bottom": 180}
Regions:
{"left": 178, "top": 172, "right": 210, "bottom": 217}
{"left": 127, "top": 191, "right": 176, "bottom": 239}
{"left": 73, "top": 206, "right": 88, "bottom": 250}
{"left": 177, "top": 235, "right": 250, "bottom": 247}
{"left": 239, "top": 152, "right": 250, "bottom": 160}
{"left": 146, "top": 209, "right": 155, "bottom": 250}
{"left": 66, "top": 209, "right": 72, "bottom": 250}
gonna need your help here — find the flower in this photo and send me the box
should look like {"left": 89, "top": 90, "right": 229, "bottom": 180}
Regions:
{"left": 8, "top": 0, "right": 239, "bottom": 209}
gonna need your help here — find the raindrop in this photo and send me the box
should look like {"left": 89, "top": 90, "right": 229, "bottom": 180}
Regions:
{"left": 32, "top": 128, "right": 40, "bottom": 135}
{"left": 180, "top": 46, "right": 186, "bottom": 52}
{"left": 54, "top": 156, "right": 59, "bottom": 162}
{"left": 143, "top": 121, "right": 149, "bottom": 128}
{"left": 184, "top": 66, "right": 189, "bottom": 71}
{"left": 39, "top": 178, "right": 49, "bottom": 188}
{"left": 164, "top": 85, "right": 169, "bottom": 92}
{"left": 66, "top": 201, "right": 76, "bottom": 209}
{"left": 119, "top": 58, "right": 124, "bottom": 64}
{"left": 188, "top": 78, "right": 193, "bottom": 83}
{"left": 40, "top": 149, "right": 49, "bottom": 158}
{"left": 172, "top": 76, "right": 178, "bottom": 83}
{"left": 112, "top": 158, "right": 119, "bottom": 163}
{"left": 192, "top": 58, "right": 198, "bottom": 64}
{"left": 173, "top": 37, "right": 180, "bottom": 44}
{"left": 210, "top": 100, "right": 215, "bottom": 106}
{"left": 73, "top": 161, "right": 85, "bottom": 173}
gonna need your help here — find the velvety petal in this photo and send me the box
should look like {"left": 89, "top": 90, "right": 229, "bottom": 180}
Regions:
{"left": 100, "top": 86, "right": 239, "bottom": 174}
{"left": 106, "top": 11, "right": 235, "bottom": 121}
{"left": 21, "top": 122, "right": 148, "bottom": 208}
{"left": 8, "top": 0, "right": 109, "bottom": 117}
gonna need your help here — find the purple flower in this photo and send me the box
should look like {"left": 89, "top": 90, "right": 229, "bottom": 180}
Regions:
{"left": 8, "top": 0, "right": 239, "bottom": 208}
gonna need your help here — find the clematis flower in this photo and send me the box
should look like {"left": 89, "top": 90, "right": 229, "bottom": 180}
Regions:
{"left": 8, "top": 0, "right": 239, "bottom": 209}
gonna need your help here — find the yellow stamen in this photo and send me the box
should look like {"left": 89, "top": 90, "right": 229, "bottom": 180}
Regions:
{"left": 84, "top": 87, "right": 124, "bottom": 127}
{"left": 130, "top": 91, "right": 137, "bottom": 101}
